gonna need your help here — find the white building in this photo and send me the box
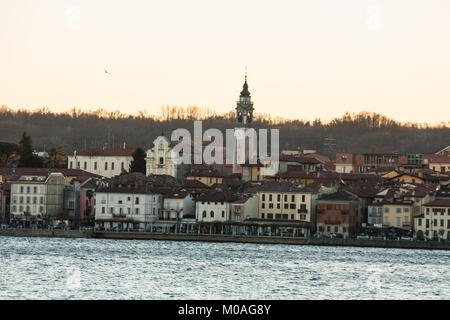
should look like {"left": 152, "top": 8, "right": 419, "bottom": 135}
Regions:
{"left": 414, "top": 199, "right": 450, "bottom": 240}
{"left": 94, "top": 188, "right": 162, "bottom": 231}
{"left": 68, "top": 148, "right": 135, "bottom": 178}
{"left": 160, "top": 190, "right": 195, "bottom": 221}
{"left": 195, "top": 192, "right": 239, "bottom": 223}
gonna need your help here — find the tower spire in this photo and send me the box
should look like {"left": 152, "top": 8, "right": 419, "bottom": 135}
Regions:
{"left": 235, "top": 69, "right": 254, "bottom": 126}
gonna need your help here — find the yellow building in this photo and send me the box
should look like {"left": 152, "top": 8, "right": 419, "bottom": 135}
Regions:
{"left": 381, "top": 201, "right": 414, "bottom": 230}
{"left": 9, "top": 172, "right": 66, "bottom": 226}
{"left": 145, "top": 136, "right": 190, "bottom": 179}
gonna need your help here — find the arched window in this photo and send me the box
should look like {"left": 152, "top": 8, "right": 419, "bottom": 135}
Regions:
{"left": 210, "top": 211, "right": 214, "bottom": 218}
{"left": 202, "top": 211, "right": 206, "bottom": 217}
{"left": 222, "top": 211, "right": 225, "bottom": 218}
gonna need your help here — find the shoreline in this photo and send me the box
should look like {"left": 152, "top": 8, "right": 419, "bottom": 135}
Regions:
{"left": 1, "top": 229, "right": 449, "bottom": 250}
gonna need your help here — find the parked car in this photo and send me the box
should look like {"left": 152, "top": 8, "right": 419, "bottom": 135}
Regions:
{"left": 400, "top": 236, "right": 413, "bottom": 241}
{"left": 357, "top": 234, "right": 370, "bottom": 239}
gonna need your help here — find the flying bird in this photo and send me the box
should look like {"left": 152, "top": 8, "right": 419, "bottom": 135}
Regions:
{"left": 104, "top": 69, "right": 111, "bottom": 76}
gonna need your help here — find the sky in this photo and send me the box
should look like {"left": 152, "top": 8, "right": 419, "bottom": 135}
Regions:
{"left": 1, "top": 0, "right": 450, "bottom": 124}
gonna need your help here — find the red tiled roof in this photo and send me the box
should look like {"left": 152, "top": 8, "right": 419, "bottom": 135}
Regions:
{"left": 73, "top": 148, "right": 136, "bottom": 157}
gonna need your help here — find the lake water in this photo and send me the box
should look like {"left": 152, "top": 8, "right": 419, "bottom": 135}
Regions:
{"left": 0, "top": 236, "right": 449, "bottom": 299}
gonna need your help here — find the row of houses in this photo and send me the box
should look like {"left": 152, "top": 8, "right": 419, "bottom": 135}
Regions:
{"left": 1, "top": 167, "right": 449, "bottom": 240}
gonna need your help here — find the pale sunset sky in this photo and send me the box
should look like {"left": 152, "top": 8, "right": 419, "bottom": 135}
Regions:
{"left": 1, "top": 0, "right": 449, "bottom": 124}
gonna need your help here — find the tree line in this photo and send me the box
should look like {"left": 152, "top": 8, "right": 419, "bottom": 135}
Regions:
{"left": 0, "top": 105, "right": 448, "bottom": 159}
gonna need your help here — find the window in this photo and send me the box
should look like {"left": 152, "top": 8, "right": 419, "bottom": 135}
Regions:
{"left": 210, "top": 211, "right": 214, "bottom": 218}
{"left": 70, "top": 161, "right": 73, "bottom": 169}
{"left": 12, "top": 196, "right": 17, "bottom": 204}
{"left": 19, "top": 205, "right": 23, "bottom": 212}
{"left": 27, "top": 187, "right": 30, "bottom": 193}
{"left": 418, "top": 219, "right": 422, "bottom": 226}
{"left": 269, "top": 194, "right": 272, "bottom": 201}
{"left": 105, "top": 162, "right": 108, "bottom": 170}
{"left": 262, "top": 194, "right": 265, "bottom": 201}
{"left": 222, "top": 211, "right": 225, "bottom": 218}
{"left": 291, "top": 195, "right": 295, "bottom": 202}
{"left": 12, "top": 206, "right": 17, "bottom": 212}
{"left": 40, "top": 197, "right": 44, "bottom": 204}
{"left": 135, "top": 208, "right": 139, "bottom": 214}
{"left": 39, "top": 206, "right": 44, "bottom": 213}
{"left": 284, "top": 195, "right": 287, "bottom": 202}
{"left": 20, "top": 186, "right": 24, "bottom": 193}
{"left": 261, "top": 203, "right": 265, "bottom": 209}
{"left": 111, "top": 162, "right": 115, "bottom": 170}
{"left": 384, "top": 207, "right": 389, "bottom": 213}
{"left": 159, "top": 157, "right": 164, "bottom": 165}
{"left": 203, "top": 211, "right": 206, "bottom": 217}
{"left": 135, "top": 197, "right": 139, "bottom": 204}
{"left": 302, "top": 195, "right": 305, "bottom": 202}
{"left": 276, "top": 203, "right": 280, "bottom": 209}
{"left": 396, "top": 208, "right": 401, "bottom": 213}
{"left": 94, "top": 162, "right": 97, "bottom": 170}
{"left": 19, "top": 196, "right": 23, "bottom": 204}
{"left": 291, "top": 214, "right": 294, "bottom": 220}
{"left": 77, "top": 162, "right": 80, "bottom": 168}
{"left": 33, "top": 187, "right": 37, "bottom": 194}
{"left": 290, "top": 204, "right": 296, "bottom": 209}
{"left": 102, "top": 207, "right": 105, "bottom": 213}
{"left": 397, "top": 217, "right": 401, "bottom": 226}
{"left": 284, "top": 204, "right": 288, "bottom": 209}
{"left": 26, "top": 197, "right": 30, "bottom": 204}
{"left": 33, "top": 197, "right": 37, "bottom": 204}
{"left": 110, "top": 208, "right": 114, "bottom": 214}
{"left": 343, "top": 227, "right": 347, "bottom": 233}
{"left": 121, "top": 162, "right": 124, "bottom": 171}
{"left": 261, "top": 213, "right": 265, "bottom": 219}
{"left": 277, "top": 195, "right": 281, "bottom": 202}
{"left": 84, "top": 162, "right": 87, "bottom": 170}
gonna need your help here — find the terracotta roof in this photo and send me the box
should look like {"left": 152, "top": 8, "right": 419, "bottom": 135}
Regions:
{"left": 73, "top": 148, "right": 135, "bottom": 157}
{"left": 0, "top": 167, "right": 99, "bottom": 177}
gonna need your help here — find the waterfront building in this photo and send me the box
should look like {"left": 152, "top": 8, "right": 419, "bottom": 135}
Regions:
{"left": 94, "top": 187, "right": 162, "bottom": 231}
{"left": 160, "top": 190, "right": 195, "bottom": 221}
{"left": 0, "top": 183, "right": 10, "bottom": 224}
{"left": 316, "top": 190, "right": 361, "bottom": 236}
{"left": 67, "top": 148, "right": 135, "bottom": 178}
{"left": 230, "top": 195, "right": 258, "bottom": 223}
{"left": 414, "top": 199, "right": 450, "bottom": 240}
{"left": 195, "top": 192, "right": 239, "bottom": 223}
{"left": 9, "top": 172, "right": 66, "bottom": 226}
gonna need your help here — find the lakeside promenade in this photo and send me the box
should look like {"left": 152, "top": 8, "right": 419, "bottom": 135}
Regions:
{"left": 1, "top": 229, "right": 449, "bottom": 250}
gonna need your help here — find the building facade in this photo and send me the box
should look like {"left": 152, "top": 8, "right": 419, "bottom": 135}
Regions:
{"left": 68, "top": 148, "right": 135, "bottom": 178}
{"left": 9, "top": 172, "right": 65, "bottom": 226}
{"left": 94, "top": 188, "right": 162, "bottom": 230}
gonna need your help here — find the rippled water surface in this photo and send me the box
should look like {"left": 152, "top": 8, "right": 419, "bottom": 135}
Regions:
{"left": 0, "top": 236, "right": 449, "bottom": 299}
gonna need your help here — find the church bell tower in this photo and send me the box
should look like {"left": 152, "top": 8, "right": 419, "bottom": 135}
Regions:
{"left": 235, "top": 73, "right": 254, "bottom": 126}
